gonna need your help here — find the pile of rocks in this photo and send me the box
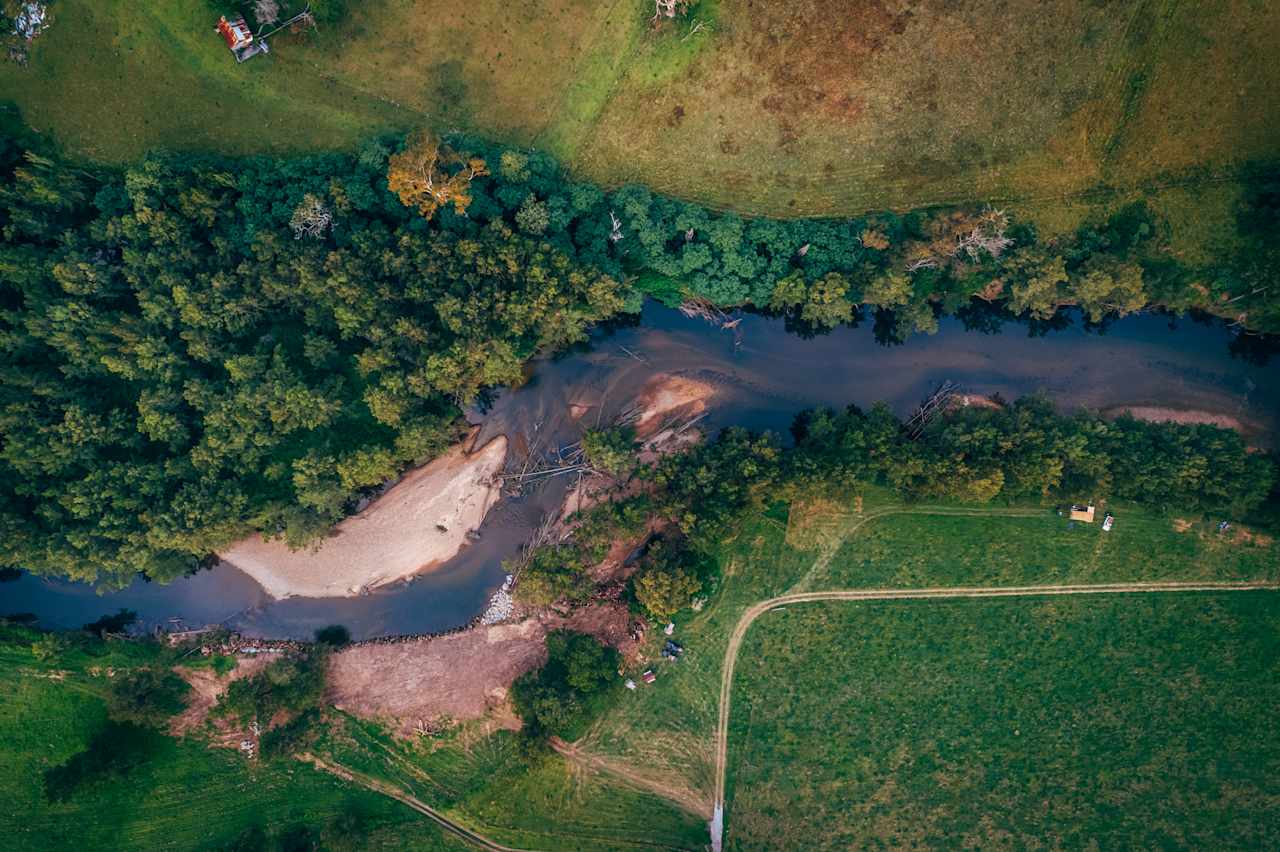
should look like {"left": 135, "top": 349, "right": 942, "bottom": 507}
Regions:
{"left": 479, "top": 575, "right": 516, "bottom": 624}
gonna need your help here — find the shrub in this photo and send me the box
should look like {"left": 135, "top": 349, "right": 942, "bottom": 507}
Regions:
{"left": 511, "top": 631, "right": 620, "bottom": 738}
{"left": 107, "top": 667, "right": 190, "bottom": 727}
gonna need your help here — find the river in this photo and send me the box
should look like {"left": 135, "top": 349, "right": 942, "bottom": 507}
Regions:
{"left": 4, "top": 303, "right": 1277, "bottom": 639}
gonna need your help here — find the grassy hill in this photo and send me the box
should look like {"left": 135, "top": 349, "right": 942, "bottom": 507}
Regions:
{"left": 0, "top": 623, "right": 704, "bottom": 851}
{"left": 3, "top": 0, "right": 1276, "bottom": 245}
{"left": 0, "top": 625, "right": 470, "bottom": 851}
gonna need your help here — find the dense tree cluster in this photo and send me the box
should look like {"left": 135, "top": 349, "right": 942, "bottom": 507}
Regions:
{"left": 631, "top": 538, "right": 706, "bottom": 620}
{"left": 510, "top": 630, "right": 620, "bottom": 738}
{"left": 785, "top": 397, "right": 1275, "bottom": 516}
{"left": 2, "top": 130, "right": 1275, "bottom": 588}
{"left": 0, "top": 137, "right": 625, "bottom": 585}
{"left": 513, "top": 399, "right": 1275, "bottom": 621}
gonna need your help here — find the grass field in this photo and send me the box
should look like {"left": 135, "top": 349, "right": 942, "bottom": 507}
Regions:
{"left": 572, "top": 493, "right": 1280, "bottom": 823}
{"left": 815, "top": 508, "right": 1280, "bottom": 590}
{"left": 0, "top": 628, "right": 470, "bottom": 851}
{"left": 314, "top": 714, "right": 707, "bottom": 851}
{"left": 725, "top": 592, "right": 1280, "bottom": 848}
{"left": 3, "top": 1, "right": 1276, "bottom": 239}
{"left": 0, "top": 624, "right": 703, "bottom": 851}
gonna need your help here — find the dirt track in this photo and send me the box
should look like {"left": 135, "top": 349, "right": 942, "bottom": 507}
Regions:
{"left": 551, "top": 736, "right": 713, "bottom": 819}
{"left": 305, "top": 754, "right": 526, "bottom": 852}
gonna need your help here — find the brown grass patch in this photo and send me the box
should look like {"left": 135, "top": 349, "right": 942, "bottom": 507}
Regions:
{"left": 786, "top": 497, "right": 852, "bottom": 551}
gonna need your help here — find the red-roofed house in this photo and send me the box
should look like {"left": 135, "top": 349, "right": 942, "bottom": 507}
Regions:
{"left": 216, "top": 15, "right": 253, "bottom": 51}
{"left": 215, "top": 14, "right": 269, "bottom": 62}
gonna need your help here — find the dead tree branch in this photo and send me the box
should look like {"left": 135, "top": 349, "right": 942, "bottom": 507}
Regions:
{"left": 904, "top": 380, "right": 960, "bottom": 439}
{"left": 289, "top": 193, "right": 333, "bottom": 240}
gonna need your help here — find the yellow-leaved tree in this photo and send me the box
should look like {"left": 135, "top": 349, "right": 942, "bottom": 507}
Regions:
{"left": 386, "top": 131, "right": 488, "bottom": 220}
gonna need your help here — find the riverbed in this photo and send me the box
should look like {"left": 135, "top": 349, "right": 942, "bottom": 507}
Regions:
{"left": 6, "top": 303, "right": 1277, "bottom": 639}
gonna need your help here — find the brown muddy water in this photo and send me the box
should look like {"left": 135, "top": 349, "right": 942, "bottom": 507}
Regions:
{"left": 5, "top": 303, "right": 1278, "bottom": 639}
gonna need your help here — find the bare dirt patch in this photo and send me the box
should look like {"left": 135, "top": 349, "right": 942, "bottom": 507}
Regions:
{"left": 952, "top": 393, "right": 1005, "bottom": 412}
{"left": 1227, "top": 526, "right": 1275, "bottom": 548}
{"left": 327, "top": 603, "right": 636, "bottom": 736}
{"left": 221, "top": 433, "right": 508, "bottom": 599}
{"left": 170, "top": 655, "right": 276, "bottom": 746}
{"left": 328, "top": 619, "right": 546, "bottom": 736}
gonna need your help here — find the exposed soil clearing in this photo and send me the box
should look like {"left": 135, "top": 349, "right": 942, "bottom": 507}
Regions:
{"left": 327, "top": 603, "right": 636, "bottom": 736}
{"left": 170, "top": 654, "right": 276, "bottom": 746}
{"left": 221, "top": 434, "right": 508, "bottom": 598}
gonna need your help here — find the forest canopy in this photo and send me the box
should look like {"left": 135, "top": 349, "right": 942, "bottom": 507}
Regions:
{"left": 1, "top": 129, "right": 1275, "bottom": 586}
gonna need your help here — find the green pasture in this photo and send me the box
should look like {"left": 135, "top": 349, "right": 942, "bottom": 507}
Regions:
{"left": 0, "top": 623, "right": 702, "bottom": 851}
{"left": 725, "top": 592, "right": 1280, "bottom": 848}
{"left": 574, "top": 494, "right": 1280, "bottom": 810}
{"left": 315, "top": 714, "right": 706, "bottom": 851}
{"left": 0, "top": 626, "right": 468, "bottom": 851}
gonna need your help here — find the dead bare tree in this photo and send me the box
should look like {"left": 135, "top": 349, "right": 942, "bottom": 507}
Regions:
{"left": 10, "top": 2, "right": 50, "bottom": 40}
{"left": 905, "top": 257, "right": 939, "bottom": 273}
{"left": 618, "top": 344, "right": 648, "bottom": 363}
{"left": 950, "top": 208, "right": 1013, "bottom": 261}
{"left": 256, "top": 4, "right": 316, "bottom": 39}
{"left": 498, "top": 425, "right": 598, "bottom": 497}
{"left": 4, "top": 1, "right": 51, "bottom": 64}
{"left": 289, "top": 193, "right": 333, "bottom": 240}
{"left": 678, "top": 294, "right": 730, "bottom": 325}
{"left": 904, "top": 380, "right": 960, "bottom": 439}
{"left": 508, "top": 512, "right": 564, "bottom": 580}
{"left": 608, "top": 210, "right": 624, "bottom": 243}
{"left": 651, "top": 0, "right": 690, "bottom": 23}
{"left": 253, "top": 0, "right": 281, "bottom": 26}
{"left": 682, "top": 19, "right": 710, "bottom": 40}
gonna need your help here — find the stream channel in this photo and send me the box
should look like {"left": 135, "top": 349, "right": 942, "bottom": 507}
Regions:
{"left": 5, "top": 302, "right": 1278, "bottom": 639}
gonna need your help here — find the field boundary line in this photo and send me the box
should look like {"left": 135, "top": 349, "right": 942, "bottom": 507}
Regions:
{"left": 709, "top": 578, "right": 1280, "bottom": 850}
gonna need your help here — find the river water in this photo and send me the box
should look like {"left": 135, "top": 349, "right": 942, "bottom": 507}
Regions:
{"left": 5, "top": 303, "right": 1277, "bottom": 639}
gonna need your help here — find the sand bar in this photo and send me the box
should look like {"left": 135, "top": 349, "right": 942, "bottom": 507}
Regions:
{"left": 220, "top": 435, "right": 508, "bottom": 599}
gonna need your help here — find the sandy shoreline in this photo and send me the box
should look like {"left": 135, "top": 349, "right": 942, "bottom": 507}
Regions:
{"left": 1103, "top": 405, "right": 1253, "bottom": 434}
{"left": 632, "top": 373, "right": 715, "bottom": 439}
{"left": 220, "top": 435, "right": 508, "bottom": 599}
